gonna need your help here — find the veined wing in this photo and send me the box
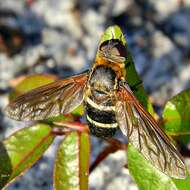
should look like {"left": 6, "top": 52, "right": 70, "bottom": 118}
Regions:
{"left": 115, "top": 82, "right": 187, "bottom": 179}
{"left": 5, "top": 73, "right": 88, "bottom": 121}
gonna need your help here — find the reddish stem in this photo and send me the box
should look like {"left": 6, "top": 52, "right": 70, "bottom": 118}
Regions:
{"left": 53, "top": 121, "right": 89, "bottom": 132}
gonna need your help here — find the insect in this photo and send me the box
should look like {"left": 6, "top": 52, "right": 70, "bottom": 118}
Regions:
{"left": 5, "top": 31, "right": 187, "bottom": 179}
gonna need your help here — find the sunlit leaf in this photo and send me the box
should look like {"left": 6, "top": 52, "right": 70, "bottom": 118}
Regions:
{"left": 71, "top": 104, "right": 84, "bottom": 117}
{"left": 162, "top": 88, "right": 190, "bottom": 141}
{"left": 174, "top": 174, "right": 190, "bottom": 190}
{"left": 127, "top": 144, "right": 179, "bottom": 190}
{"left": 0, "top": 123, "right": 55, "bottom": 189}
{"left": 54, "top": 131, "right": 90, "bottom": 190}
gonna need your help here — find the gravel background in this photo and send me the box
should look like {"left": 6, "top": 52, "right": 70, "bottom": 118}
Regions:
{"left": 1, "top": 0, "right": 190, "bottom": 190}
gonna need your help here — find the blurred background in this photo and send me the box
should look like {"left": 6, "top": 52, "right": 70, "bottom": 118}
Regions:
{"left": 0, "top": 0, "right": 190, "bottom": 189}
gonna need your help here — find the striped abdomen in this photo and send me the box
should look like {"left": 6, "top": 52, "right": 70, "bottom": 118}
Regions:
{"left": 85, "top": 66, "right": 118, "bottom": 138}
{"left": 85, "top": 97, "right": 118, "bottom": 138}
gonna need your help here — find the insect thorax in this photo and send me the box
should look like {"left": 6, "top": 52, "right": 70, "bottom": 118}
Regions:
{"left": 85, "top": 65, "right": 118, "bottom": 138}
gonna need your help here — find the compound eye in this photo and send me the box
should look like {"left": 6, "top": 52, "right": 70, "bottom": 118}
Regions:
{"left": 112, "top": 42, "right": 127, "bottom": 57}
{"left": 99, "top": 42, "right": 108, "bottom": 51}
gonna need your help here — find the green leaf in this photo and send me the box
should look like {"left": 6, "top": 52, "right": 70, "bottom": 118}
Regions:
{"left": 71, "top": 104, "right": 84, "bottom": 117}
{"left": 54, "top": 131, "right": 90, "bottom": 190}
{"left": 102, "top": 25, "right": 172, "bottom": 189}
{"left": 0, "top": 123, "right": 55, "bottom": 189}
{"left": 99, "top": 25, "right": 154, "bottom": 114}
{"left": 174, "top": 174, "right": 190, "bottom": 190}
{"left": 162, "top": 88, "right": 190, "bottom": 141}
{"left": 127, "top": 144, "right": 178, "bottom": 190}
{"left": 10, "top": 74, "right": 57, "bottom": 101}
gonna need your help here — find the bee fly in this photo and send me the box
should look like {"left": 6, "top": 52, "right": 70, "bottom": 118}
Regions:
{"left": 84, "top": 39, "right": 127, "bottom": 138}
{"left": 5, "top": 29, "right": 187, "bottom": 179}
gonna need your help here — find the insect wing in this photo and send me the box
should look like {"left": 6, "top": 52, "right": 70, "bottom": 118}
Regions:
{"left": 115, "top": 83, "right": 187, "bottom": 179}
{"left": 5, "top": 73, "right": 88, "bottom": 121}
